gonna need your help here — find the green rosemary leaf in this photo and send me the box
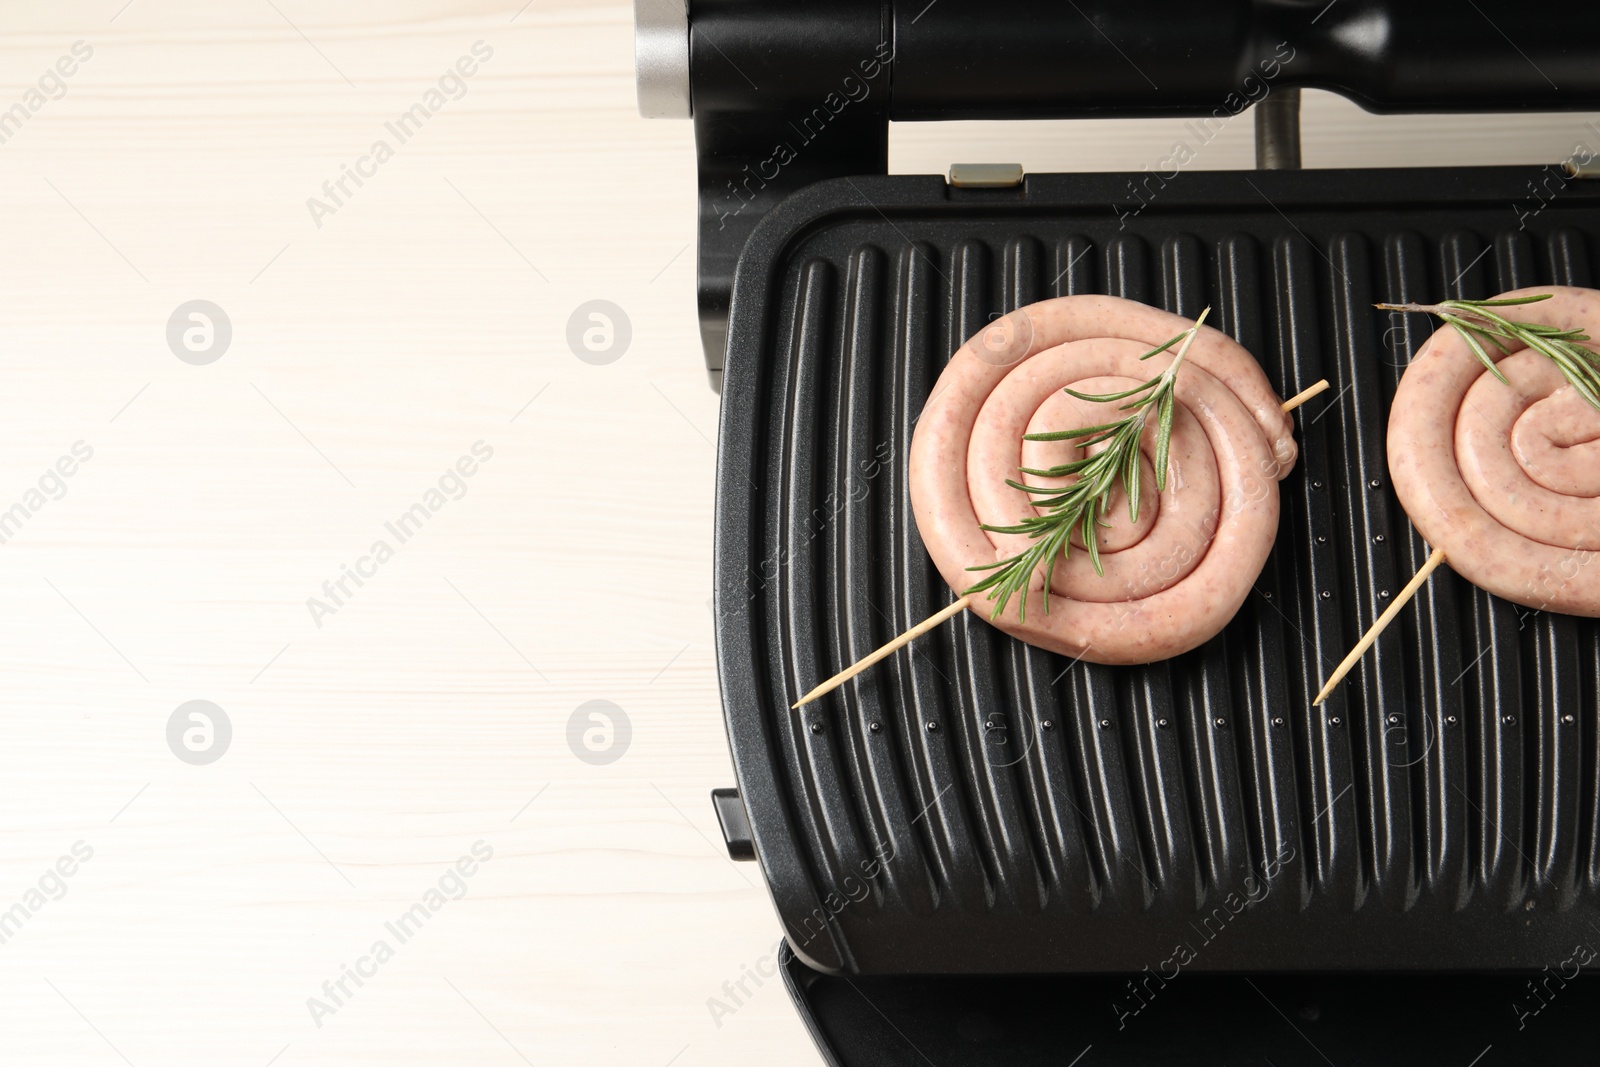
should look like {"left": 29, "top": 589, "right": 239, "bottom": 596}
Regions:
{"left": 1154, "top": 389, "right": 1175, "bottom": 492}
{"left": 1060, "top": 428, "right": 1124, "bottom": 449}
{"left": 1064, "top": 381, "right": 1158, "bottom": 404}
{"left": 1023, "top": 420, "right": 1127, "bottom": 442}
{"left": 1465, "top": 294, "right": 1553, "bottom": 307}
{"left": 1018, "top": 460, "right": 1095, "bottom": 477}
{"left": 1444, "top": 316, "right": 1510, "bottom": 385}
{"left": 1004, "top": 477, "right": 1062, "bottom": 493}
{"left": 1039, "top": 533, "right": 1065, "bottom": 618}
{"left": 1531, "top": 337, "right": 1600, "bottom": 409}
{"left": 1138, "top": 331, "right": 1189, "bottom": 360}
{"left": 1083, "top": 505, "right": 1103, "bottom": 576}
{"left": 1126, "top": 443, "right": 1142, "bottom": 521}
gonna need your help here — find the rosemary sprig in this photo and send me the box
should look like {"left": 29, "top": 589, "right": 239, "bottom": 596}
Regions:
{"left": 1377, "top": 294, "right": 1600, "bottom": 411}
{"left": 962, "top": 308, "right": 1210, "bottom": 621}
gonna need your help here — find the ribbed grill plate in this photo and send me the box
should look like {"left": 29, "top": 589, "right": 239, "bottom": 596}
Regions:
{"left": 714, "top": 168, "right": 1600, "bottom": 974}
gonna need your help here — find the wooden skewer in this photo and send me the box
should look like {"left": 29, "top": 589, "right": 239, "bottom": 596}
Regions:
{"left": 791, "top": 595, "right": 975, "bottom": 708}
{"left": 790, "top": 378, "right": 1335, "bottom": 710}
{"left": 1312, "top": 546, "right": 1447, "bottom": 706}
{"left": 1281, "top": 378, "right": 1331, "bottom": 411}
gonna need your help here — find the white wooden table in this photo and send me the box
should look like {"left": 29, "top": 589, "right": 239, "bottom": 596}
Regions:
{"left": 0, "top": 3, "right": 1594, "bottom": 1063}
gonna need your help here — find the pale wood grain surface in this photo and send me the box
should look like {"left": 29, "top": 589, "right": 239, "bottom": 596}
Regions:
{"left": 0, "top": 3, "right": 1595, "bottom": 1064}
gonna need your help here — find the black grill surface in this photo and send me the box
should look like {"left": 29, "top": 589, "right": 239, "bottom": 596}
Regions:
{"left": 713, "top": 167, "right": 1600, "bottom": 974}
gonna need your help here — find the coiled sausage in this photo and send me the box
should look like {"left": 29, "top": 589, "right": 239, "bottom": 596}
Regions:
{"left": 909, "top": 294, "right": 1298, "bottom": 664}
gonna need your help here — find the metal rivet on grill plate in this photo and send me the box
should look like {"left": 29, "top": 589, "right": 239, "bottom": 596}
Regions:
{"left": 1329, "top": 716, "right": 1342, "bottom": 725}
{"left": 869, "top": 721, "right": 882, "bottom": 733}
{"left": 1156, "top": 717, "right": 1169, "bottom": 728}
{"left": 1388, "top": 714, "right": 1401, "bottom": 725}
{"left": 1502, "top": 715, "right": 1516, "bottom": 725}
{"left": 1271, "top": 716, "right": 1285, "bottom": 726}
{"left": 810, "top": 721, "right": 824, "bottom": 734}
{"left": 1445, "top": 715, "right": 1458, "bottom": 725}
{"left": 1214, "top": 717, "right": 1227, "bottom": 727}
{"left": 1040, "top": 720, "right": 1053, "bottom": 730}
{"left": 926, "top": 721, "right": 939, "bottom": 732}
{"left": 1312, "top": 480, "right": 1324, "bottom": 490}
{"left": 1369, "top": 479, "right": 1382, "bottom": 489}
{"left": 1563, "top": 714, "right": 1576, "bottom": 724}
{"left": 1374, "top": 534, "right": 1386, "bottom": 543}
{"left": 1320, "top": 590, "right": 1332, "bottom": 599}
{"left": 1099, "top": 718, "right": 1112, "bottom": 730}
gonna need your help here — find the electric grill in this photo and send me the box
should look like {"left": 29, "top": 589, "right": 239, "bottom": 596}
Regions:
{"left": 638, "top": 4, "right": 1600, "bottom": 1061}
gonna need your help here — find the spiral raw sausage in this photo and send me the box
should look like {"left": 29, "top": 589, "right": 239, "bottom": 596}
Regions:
{"left": 1388, "top": 285, "right": 1600, "bottom": 615}
{"left": 909, "top": 294, "right": 1298, "bottom": 664}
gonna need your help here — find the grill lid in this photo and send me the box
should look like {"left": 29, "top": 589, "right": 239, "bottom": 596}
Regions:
{"left": 640, "top": 0, "right": 1600, "bottom": 376}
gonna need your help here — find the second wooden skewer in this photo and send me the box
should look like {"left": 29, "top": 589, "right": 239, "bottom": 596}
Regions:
{"left": 1311, "top": 546, "right": 1446, "bottom": 705}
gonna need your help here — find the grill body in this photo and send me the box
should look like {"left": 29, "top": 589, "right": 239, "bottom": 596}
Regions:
{"left": 714, "top": 165, "right": 1600, "bottom": 975}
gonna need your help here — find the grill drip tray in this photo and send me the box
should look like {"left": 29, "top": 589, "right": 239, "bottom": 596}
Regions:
{"left": 714, "top": 167, "right": 1600, "bottom": 976}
